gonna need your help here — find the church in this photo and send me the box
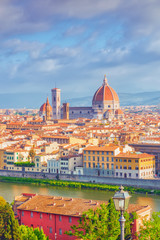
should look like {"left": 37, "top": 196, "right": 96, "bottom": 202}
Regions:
{"left": 39, "top": 75, "right": 123, "bottom": 120}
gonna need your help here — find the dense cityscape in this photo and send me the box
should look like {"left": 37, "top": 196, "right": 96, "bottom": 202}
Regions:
{"left": 1, "top": 0, "right": 160, "bottom": 240}
{"left": 0, "top": 76, "right": 160, "bottom": 239}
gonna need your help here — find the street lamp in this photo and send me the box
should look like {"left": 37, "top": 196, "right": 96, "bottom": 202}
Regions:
{"left": 113, "top": 185, "right": 131, "bottom": 240}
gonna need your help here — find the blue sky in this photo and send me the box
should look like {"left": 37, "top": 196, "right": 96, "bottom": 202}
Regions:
{"left": 0, "top": 0, "right": 160, "bottom": 107}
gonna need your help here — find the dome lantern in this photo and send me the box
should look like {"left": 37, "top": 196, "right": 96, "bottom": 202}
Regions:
{"left": 103, "top": 74, "right": 108, "bottom": 86}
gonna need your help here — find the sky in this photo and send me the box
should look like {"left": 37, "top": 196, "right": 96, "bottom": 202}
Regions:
{"left": 0, "top": 0, "right": 160, "bottom": 107}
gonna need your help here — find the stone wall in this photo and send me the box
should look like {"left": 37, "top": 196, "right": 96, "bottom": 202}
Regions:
{"left": 0, "top": 170, "right": 160, "bottom": 189}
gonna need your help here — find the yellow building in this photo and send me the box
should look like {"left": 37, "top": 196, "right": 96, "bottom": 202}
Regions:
{"left": 83, "top": 145, "right": 120, "bottom": 176}
{"left": 0, "top": 149, "right": 5, "bottom": 169}
{"left": 114, "top": 152, "right": 155, "bottom": 179}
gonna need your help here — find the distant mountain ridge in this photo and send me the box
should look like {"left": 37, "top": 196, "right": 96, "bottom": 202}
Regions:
{"left": 0, "top": 91, "right": 159, "bottom": 109}
{"left": 66, "top": 91, "right": 160, "bottom": 107}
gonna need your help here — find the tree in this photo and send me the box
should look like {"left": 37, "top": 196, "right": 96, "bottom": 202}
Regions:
{"left": 0, "top": 196, "right": 20, "bottom": 240}
{"left": 139, "top": 211, "right": 160, "bottom": 240}
{"left": 19, "top": 225, "right": 49, "bottom": 240}
{"left": 28, "top": 149, "right": 36, "bottom": 163}
{"left": 0, "top": 196, "right": 49, "bottom": 240}
{"left": 65, "top": 198, "right": 133, "bottom": 240}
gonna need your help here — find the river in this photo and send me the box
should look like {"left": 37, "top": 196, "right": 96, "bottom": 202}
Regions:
{"left": 1, "top": 182, "right": 160, "bottom": 212}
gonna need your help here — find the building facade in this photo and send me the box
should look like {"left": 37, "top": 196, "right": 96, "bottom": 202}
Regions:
{"left": 130, "top": 143, "right": 160, "bottom": 177}
{"left": 83, "top": 145, "right": 120, "bottom": 177}
{"left": 114, "top": 152, "right": 155, "bottom": 179}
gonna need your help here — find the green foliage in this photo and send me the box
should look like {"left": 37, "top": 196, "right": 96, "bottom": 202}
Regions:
{"left": 65, "top": 198, "right": 133, "bottom": 240}
{"left": 0, "top": 196, "right": 49, "bottom": 240}
{"left": 19, "top": 225, "right": 49, "bottom": 240}
{"left": 139, "top": 211, "right": 160, "bottom": 240}
{"left": 0, "top": 196, "right": 20, "bottom": 240}
{"left": 0, "top": 176, "right": 160, "bottom": 196}
{"left": 14, "top": 161, "right": 35, "bottom": 167}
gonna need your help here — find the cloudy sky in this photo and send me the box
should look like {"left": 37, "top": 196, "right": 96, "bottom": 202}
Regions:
{"left": 0, "top": 0, "right": 160, "bottom": 107}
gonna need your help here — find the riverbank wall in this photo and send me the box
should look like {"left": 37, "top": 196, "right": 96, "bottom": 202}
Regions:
{"left": 0, "top": 169, "right": 160, "bottom": 190}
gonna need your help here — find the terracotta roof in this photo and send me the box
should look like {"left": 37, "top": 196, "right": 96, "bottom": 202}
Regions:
{"left": 17, "top": 194, "right": 151, "bottom": 217}
{"left": 84, "top": 146, "right": 119, "bottom": 151}
{"left": 17, "top": 195, "right": 105, "bottom": 217}
{"left": 116, "top": 152, "right": 155, "bottom": 158}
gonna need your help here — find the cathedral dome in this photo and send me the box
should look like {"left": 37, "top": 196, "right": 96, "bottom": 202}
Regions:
{"left": 39, "top": 97, "right": 52, "bottom": 116}
{"left": 40, "top": 103, "right": 46, "bottom": 113}
{"left": 92, "top": 75, "right": 119, "bottom": 103}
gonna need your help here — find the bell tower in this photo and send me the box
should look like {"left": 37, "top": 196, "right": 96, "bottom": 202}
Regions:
{"left": 51, "top": 88, "right": 61, "bottom": 119}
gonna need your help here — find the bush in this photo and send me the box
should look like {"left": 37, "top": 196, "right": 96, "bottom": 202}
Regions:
{"left": 14, "top": 162, "right": 35, "bottom": 167}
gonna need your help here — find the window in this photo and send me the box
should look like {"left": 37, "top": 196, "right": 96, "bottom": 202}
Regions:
{"left": 135, "top": 160, "right": 138, "bottom": 163}
{"left": 128, "top": 166, "right": 132, "bottom": 170}
{"left": 88, "top": 156, "right": 90, "bottom": 161}
{"left": 129, "top": 173, "right": 131, "bottom": 177}
{"left": 107, "top": 163, "right": 109, "bottom": 169}
{"left": 49, "top": 214, "right": 52, "bottom": 220}
{"left": 84, "top": 150, "right": 86, "bottom": 154}
{"left": 124, "top": 159, "right": 127, "bottom": 162}
{"left": 31, "top": 212, "right": 33, "bottom": 218}
{"left": 136, "top": 173, "right": 138, "bottom": 177}
{"left": 22, "top": 211, "right": 24, "bottom": 216}
{"left": 69, "top": 217, "right": 72, "bottom": 223}
{"left": 84, "top": 163, "right": 86, "bottom": 168}
{"left": 119, "top": 159, "right": 122, "bottom": 162}
{"left": 102, "top": 157, "right": 104, "bottom": 161}
{"left": 112, "top": 157, "right": 114, "bottom": 162}
{"left": 93, "top": 163, "right": 95, "bottom": 168}
{"left": 84, "top": 156, "right": 86, "bottom": 160}
{"left": 40, "top": 213, "right": 42, "bottom": 219}
{"left": 49, "top": 227, "right": 52, "bottom": 233}
{"left": 116, "top": 165, "right": 118, "bottom": 169}
{"left": 102, "top": 151, "right": 104, "bottom": 155}
{"left": 120, "top": 172, "right": 122, "bottom": 176}
{"left": 124, "top": 165, "right": 127, "bottom": 169}
{"left": 116, "top": 172, "right": 118, "bottom": 176}
{"left": 59, "top": 228, "right": 62, "bottom": 235}
{"left": 93, "top": 156, "right": 95, "bottom": 161}
{"left": 120, "top": 165, "right": 122, "bottom": 169}
{"left": 97, "top": 157, "right": 99, "bottom": 162}
{"left": 111, "top": 164, "right": 114, "bottom": 170}
{"left": 102, "top": 163, "right": 104, "bottom": 169}
{"left": 107, "top": 157, "right": 109, "bottom": 162}
{"left": 128, "top": 159, "right": 131, "bottom": 162}
{"left": 59, "top": 216, "right": 62, "bottom": 221}
{"left": 135, "top": 166, "right": 139, "bottom": 170}
{"left": 88, "top": 163, "right": 91, "bottom": 168}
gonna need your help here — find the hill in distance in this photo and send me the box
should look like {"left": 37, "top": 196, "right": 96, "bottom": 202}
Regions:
{"left": 0, "top": 91, "right": 159, "bottom": 109}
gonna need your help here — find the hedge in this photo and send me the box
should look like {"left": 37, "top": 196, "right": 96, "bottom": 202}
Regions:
{"left": 0, "top": 176, "right": 160, "bottom": 195}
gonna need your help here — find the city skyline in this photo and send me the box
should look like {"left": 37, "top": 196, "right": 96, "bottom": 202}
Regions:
{"left": 0, "top": 0, "right": 160, "bottom": 105}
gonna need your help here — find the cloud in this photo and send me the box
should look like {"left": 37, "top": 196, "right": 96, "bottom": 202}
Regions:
{"left": 2, "top": 39, "right": 45, "bottom": 59}
{"left": 0, "top": 0, "right": 160, "bottom": 102}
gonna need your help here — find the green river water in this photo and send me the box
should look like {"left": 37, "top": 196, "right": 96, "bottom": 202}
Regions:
{"left": 1, "top": 182, "right": 160, "bottom": 212}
